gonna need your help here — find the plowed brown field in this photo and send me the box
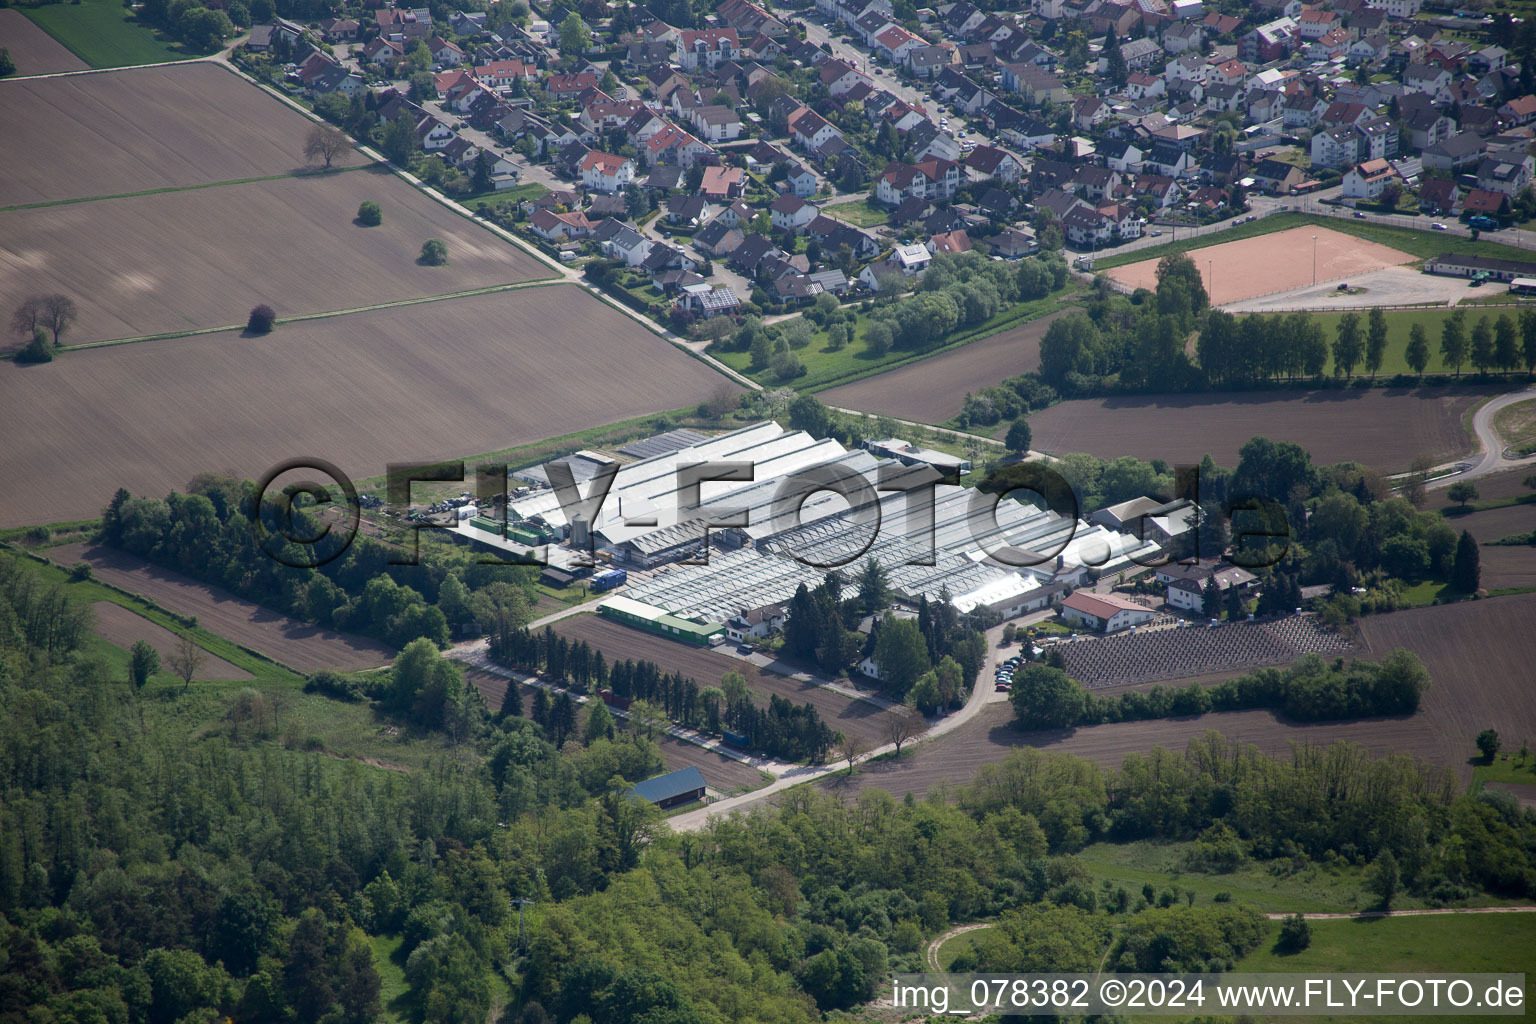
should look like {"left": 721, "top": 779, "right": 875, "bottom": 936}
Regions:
{"left": 821, "top": 593, "right": 1536, "bottom": 800}
{"left": 0, "top": 286, "right": 737, "bottom": 527}
{"left": 0, "top": 62, "right": 359, "bottom": 205}
{"left": 0, "top": 168, "right": 550, "bottom": 343}
{"left": 53, "top": 543, "right": 394, "bottom": 673}
{"left": 0, "top": 11, "right": 87, "bottom": 75}
{"left": 91, "top": 601, "right": 252, "bottom": 680}
{"left": 1025, "top": 387, "right": 1488, "bottom": 472}
{"left": 818, "top": 309, "right": 1072, "bottom": 424}
{"left": 552, "top": 613, "right": 910, "bottom": 748}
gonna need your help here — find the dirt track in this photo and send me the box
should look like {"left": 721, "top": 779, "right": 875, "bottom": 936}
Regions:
{"left": 0, "top": 10, "right": 87, "bottom": 75}
{"left": 0, "top": 286, "right": 736, "bottom": 527}
{"left": 53, "top": 542, "right": 394, "bottom": 673}
{"left": 1025, "top": 387, "right": 1489, "bottom": 472}
{"left": 1107, "top": 226, "right": 1414, "bottom": 306}
{"left": 0, "top": 168, "right": 549, "bottom": 343}
{"left": 552, "top": 613, "right": 910, "bottom": 748}
{"left": 0, "top": 62, "right": 360, "bottom": 205}
{"left": 91, "top": 600, "right": 253, "bottom": 680}
{"left": 818, "top": 309, "right": 1073, "bottom": 424}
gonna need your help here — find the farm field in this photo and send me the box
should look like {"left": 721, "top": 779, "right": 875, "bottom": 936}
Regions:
{"left": 50, "top": 542, "right": 396, "bottom": 673}
{"left": 1441, "top": 504, "right": 1536, "bottom": 590}
{"left": 16, "top": 0, "right": 196, "bottom": 68}
{"left": 0, "top": 62, "right": 360, "bottom": 206}
{"left": 828, "top": 592, "right": 1536, "bottom": 801}
{"left": 1022, "top": 386, "right": 1488, "bottom": 471}
{"left": 0, "top": 167, "right": 552, "bottom": 344}
{"left": 1356, "top": 594, "right": 1536, "bottom": 771}
{"left": 0, "top": 285, "right": 736, "bottom": 527}
{"left": 90, "top": 600, "right": 252, "bottom": 680}
{"left": 0, "top": 9, "right": 88, "bottom": 74}
{"left": 817, "top": 308, "right": 1072, "bottom": 424}
{"left": 551, "top": 613, "right": 911, "bottom": 749}
{"left": 1107, "top": 227, "right": 1414, "bottom": 305}
{"left": 1493, "top": 396, "right": 1536, "bottom": 448}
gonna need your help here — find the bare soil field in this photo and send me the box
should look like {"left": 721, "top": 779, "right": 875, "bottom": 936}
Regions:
{"left": 1356, "top": 594, "right": 1536, "bottom": 771}
{"left": 1025, "top": 387, "right": 1488, "bottom": 472}
{"left": 0, "top": 62, "right": 359, "bottom": 205}
{"left": 552, "top": 613, "right": 905, "bottom": 748}
{"left": 0, "top": 168, "right": 550, "bottom": 343}
{"left": 462, "top": 668, "right": 769, "bottom": 794}
{"left": 91, "top": 600, "right": 252, "bottom": 680}
{"left": 824, "top": 592, "right": 1536, "bottom": 801}
{"left": 1107, "top": 227, "right": 1414, "bottom": 306}
{"left": 818, "top": 309, "right": 1072, "bottom": 423}
{"left": 51, "top": 542, "right": 395, "bottom": 673}
{"left": 0, "top": 10, "right": 87, "bottom": 75}
{"left": 1431, "top": 470, "right": 1536, "bottom": 590}
{"left": 0, "top": 286, "right": 736, "bottom": 527}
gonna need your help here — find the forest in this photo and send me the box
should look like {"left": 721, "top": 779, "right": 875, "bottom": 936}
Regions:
{"left": 4, "top": 548, "right": 1535, "bottom": 1024}
{"left": 100, "top": 478, "right": 541, "bottom": 651}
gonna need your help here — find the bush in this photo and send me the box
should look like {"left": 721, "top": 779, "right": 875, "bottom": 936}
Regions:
{"left": 67, "top": 562, "right": 93, "bottom": 582}
{"left": 246, "top": 304, "right": 276, "bottom": 334}
{"left": 419, "top": 239, "right": 449, "bottom": 265}
{"left": 357, "top": 200, "right": 382, "bottom": 226}
{"left": 1276, "top": 913, "right": 1311, "bottom": 953}
{"left": 15, "top": 330, "right": 54, "bottom": 363}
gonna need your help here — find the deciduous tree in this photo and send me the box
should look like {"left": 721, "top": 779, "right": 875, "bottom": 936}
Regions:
{"left": 304, "top": 123, "right": 349, "bottom": 169}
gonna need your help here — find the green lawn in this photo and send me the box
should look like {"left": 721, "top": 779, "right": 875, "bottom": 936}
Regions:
{"left": 1235, "top": 913, "right": 1535, "bottom": 1022}
{"left": 24, "top": 0, "right": 208, "bottom": 67}
{"left": 822, "top": 197, "right": 891, "bottom": 227}
{"left": 463, "top": 182, "right": 551, "bottom": 208}
{"left": 1288, "top": 306, "right": 1534, "bottom": 379}
{"left": 368, "top": 934, "right": 410, "bottom": 1023}
{"left": 1094, "top": 212, "right": 1536, "bottom": 271}
{"left": 1472, "top": 754, "right": 1536, "bottom": 789}
{"left": 714, "top": 285, "right": 1083, "bottom": 392}
{"left": 1394, "top": 577, "right": 1465, "bottom": 607}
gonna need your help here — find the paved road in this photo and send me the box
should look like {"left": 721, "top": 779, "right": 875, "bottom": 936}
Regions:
{"left": 1427, "top": 384, "right": 1536, "bottom": 488}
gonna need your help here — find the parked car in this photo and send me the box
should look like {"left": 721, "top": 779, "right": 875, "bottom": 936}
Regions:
{"left": 1353, "top": 211, "right": 1368, "bottom": 219}
{"left": 1432, "top": 222, "right": 1448, "bottom": 230}
{"left": 1149, "top": 229, "right": 1163, "bottom": 236}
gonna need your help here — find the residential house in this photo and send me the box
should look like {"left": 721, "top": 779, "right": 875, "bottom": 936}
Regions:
{"left": 1162, "top": 21, "right": 1202, "bottom": 54}
{"left": 1498, "top": 95, "right": 1536, "bottom": 126}
{"left": 874, "top": 158, "right": 960, "bottom": 204}
{"left": 599, "top": 222, "right": 654, "bottom": 265}
{"left": 769, "top": 194, "right": 818, "bottom": 232}
{"left": 1342, "top": 158, "right": 1398, "bottom": 199}
{"left": 908, "top": 44, "right": 957, "bottom": 78}
{"left": 1127, "top": 71, "right": 1168, "bottom": 102}
{"left": 788, "top": 107, "right": 843, "bottom": 154}
{"left": 529, "top": 208, "right": 593, "bottom": 241}
{"left": 1422, "top": 132, "right": 1488, "bottom": 173}
{"left": 693, "top": 219, "right": 745, "bottom": 256}
{"left": 992, "top": 227, "right": 1037, "bottom": 257}
{"left": 962, "top": 145, "right": 1025, "bottom": 183}
{"left": 1462, "top": 188, "right": 1511, "bottom": 218}
{"left": 1418, "top": 177, "right": 1459, "bottom": 215}
{"left": 1476, "top": 150, "right": 1534, "bottom": 196}
{"left": 1251, "top": 157, "right": 1304, "bottom": 194}
{"left": 699, "top": 165, "right": 747, "bottom": 201}
{"left": 1403, "top": 104, "right": 1456, "bottom": 151}
{"left": 675, "top": 28, "right": 740, "bottom": 69}
{"left": 927, "top": 229, "right": 972, "bottom": 254}
{"left": 1242, "top": 17, "right": 1298, "bottom": 63}
{"left": 428, "top": 36, "right": 466, "bottom": 67}
{"left": 580, "top": 151, "right": 636, "bottom": 193}
{"left": 1402, "top": 63, "right": 1452, "bottom": 103}
{"left": 1003, "top": 62, "right": 1070, "bottom": 104}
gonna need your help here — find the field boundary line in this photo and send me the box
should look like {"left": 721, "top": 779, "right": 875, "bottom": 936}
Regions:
{"left": 60, "top": 278, "right": 567, "bottom": 352}
{"left": 0, "top": 163, "right": 378, "bottom": 213}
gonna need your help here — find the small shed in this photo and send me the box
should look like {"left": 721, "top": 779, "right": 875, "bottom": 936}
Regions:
{"left": 630, "top": 766, "right": 707, "bottom": 808}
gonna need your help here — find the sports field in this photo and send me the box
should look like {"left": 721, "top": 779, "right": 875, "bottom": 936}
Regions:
{"left": 1107, "top": 227, "right": 1415, "bottom": 306}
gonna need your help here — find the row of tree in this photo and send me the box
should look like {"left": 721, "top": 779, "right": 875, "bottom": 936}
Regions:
{"left": 1010, "top": 648, "right": 1432, "bottom": 731}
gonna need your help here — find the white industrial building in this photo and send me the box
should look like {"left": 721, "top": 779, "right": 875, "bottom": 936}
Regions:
{"left": 484, "top": 422, "right": 1164, "bottom": 624}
